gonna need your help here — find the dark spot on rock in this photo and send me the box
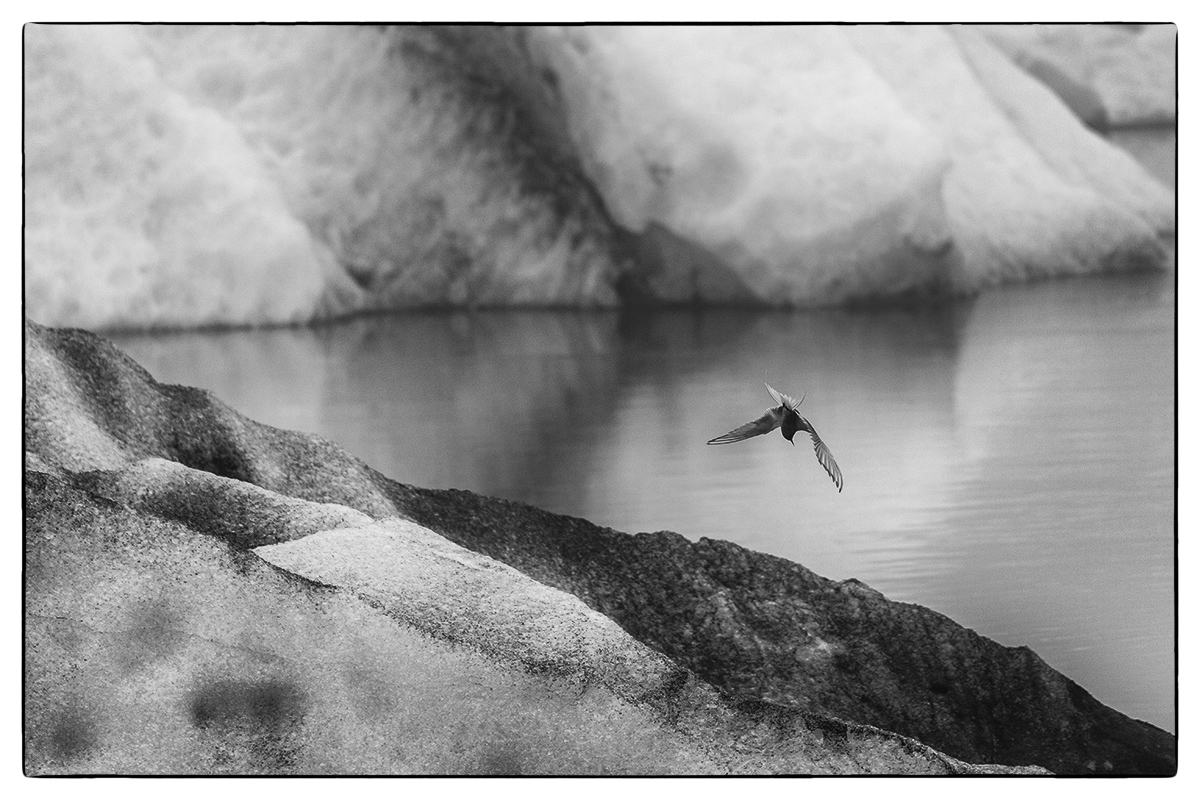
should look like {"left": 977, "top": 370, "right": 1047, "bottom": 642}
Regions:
{"left": 166, "top": 424, "right": 252, "bottom": 483}
{"left": 118, "top": 597, "right": 184, "bottom": 673}
{"left": 189, "top": 677, "right": 304, "bottom": 728}
{"left": 833, "top": 650, "right": 860, "bottom": 673}
{"left": 48, "top": 706, "right": 99, "bottom": 762}
{"left": 187, "top": 677, "right": 307, "bottom": 769}
{"left": 160, "top": 387, "right": 254, "bottom": 483}
{"left": 479, "top": 738, "right": 528, "bottom": 776}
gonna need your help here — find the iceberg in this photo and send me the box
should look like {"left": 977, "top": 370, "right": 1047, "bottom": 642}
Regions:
{"left": 23, "top": 25, "right": 335, "bottom": 330}
{"left": 533, "top": 25, "right": 1172, "bottom": 302}
{"left": 978, "top": 24, "right": 1177, "bottom": 128}
{"left": 23, "top": 25, "right": 1173, "bottom": 330}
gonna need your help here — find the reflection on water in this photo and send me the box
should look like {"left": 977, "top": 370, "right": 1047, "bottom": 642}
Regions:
{"left": 112, "top": 268, "right": 1175, "bottom": 733}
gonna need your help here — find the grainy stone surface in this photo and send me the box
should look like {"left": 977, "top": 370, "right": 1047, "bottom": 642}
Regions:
{"left": 391, "top": 487, "right": 1175, "bottom": 775}
{"left": 25, "top": 471, "right": 725, "bottom": 775}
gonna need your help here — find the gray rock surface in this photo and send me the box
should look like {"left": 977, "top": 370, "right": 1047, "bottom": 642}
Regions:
{"left": 26, "top": 470, "right": 719, "bottom": 774}
{"left": 393, "top": 489, "right": 1175, "bottom": 775}
{"left": 26, "top": 318, "right": 1172, "bottom": 774}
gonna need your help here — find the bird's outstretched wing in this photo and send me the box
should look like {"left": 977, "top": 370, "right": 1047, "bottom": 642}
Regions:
{"left": 707, "top": 407, "right": 783, "bottom": 444}
{"left": 796, "top": 416, "right": 843, "bottom": 492}
{"left": 765, "top": 382, "right": 804, "bottom": 412}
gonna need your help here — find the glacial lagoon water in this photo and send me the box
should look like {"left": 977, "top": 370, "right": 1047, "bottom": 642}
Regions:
{"left": 108, "top": 131, "right": 1176, "bottom": 735}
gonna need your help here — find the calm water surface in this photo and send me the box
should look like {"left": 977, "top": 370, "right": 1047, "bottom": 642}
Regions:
{"left": 113, "top": 268, "right": 1175, "bottom": 733}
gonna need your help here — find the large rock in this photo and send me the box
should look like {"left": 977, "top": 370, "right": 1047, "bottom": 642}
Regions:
{"left": 24, "top": 319, "right": 1172, "bottom": 773}
{"left": 27, "top": 469, "right": 724, "bottom": 775}
{"left": 393, "top": 488, "right": 1175, "bottom": 775}
{"left": 23, "top": 25, "right": 1172, "bottom": 330}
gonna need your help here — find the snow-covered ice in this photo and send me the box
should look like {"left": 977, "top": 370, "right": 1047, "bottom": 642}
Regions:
{"left": 979, "top": 24, "right": 1176, "bottom": 128}
{"left": 24, "top": 26, "right": 333, "bottom": 330}
{"left": 23, "top": 25, "right": 1174, "bottom": 330}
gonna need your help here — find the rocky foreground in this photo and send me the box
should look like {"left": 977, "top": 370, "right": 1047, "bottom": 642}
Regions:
{"left": 24, "top": 319, "right": 1175, "bottom": 775}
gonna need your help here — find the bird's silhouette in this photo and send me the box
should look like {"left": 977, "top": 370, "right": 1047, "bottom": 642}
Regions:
{"left": 707, "top": 382, "right": 843, "bottom": 492}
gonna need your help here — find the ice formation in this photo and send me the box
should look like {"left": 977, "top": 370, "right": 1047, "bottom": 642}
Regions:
{"left": 979, "top": 24, "right": 1177, "bottom": 128}
{"left": 23, "top": 24, "right": 1174, "bottom": 330}
{"left": 532, "top": 25, "right": 1172, "bottom": 303}
{"left": 24, "top": 26, "right": 334, "bottom": 330}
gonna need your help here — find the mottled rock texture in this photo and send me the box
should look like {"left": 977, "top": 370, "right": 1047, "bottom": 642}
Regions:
{"left": 27, "top": 469, "right": 720, "bottom": 775}
{"left": 394, "top": 490, "right": 1176, "bottom": 775}
{"left": 26, "top": 318, "right": 1172, "bottom": 774}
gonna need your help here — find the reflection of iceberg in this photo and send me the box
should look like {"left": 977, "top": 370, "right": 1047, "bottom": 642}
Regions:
{"left": 111, "top": 307, "right": 968, "bottom": 554}
{"left": 950, "top": 274, "right": 1174, "bottom": 466}
{"left": 922, "top": 273, "right": 1175, "bottom": 732}
{"left": 24, "top": 25, "right": 1173, "bottom": 330}
{"left": 114, "top": 312, "right": 630, "bottom": 505}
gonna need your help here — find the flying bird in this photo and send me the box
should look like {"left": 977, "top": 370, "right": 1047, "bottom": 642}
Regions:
{"left": 707, "top": 382, "right": 844, "bottom": 492}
